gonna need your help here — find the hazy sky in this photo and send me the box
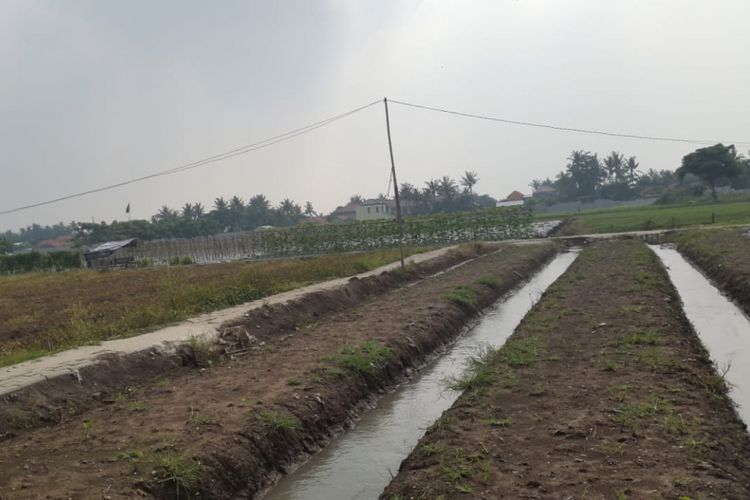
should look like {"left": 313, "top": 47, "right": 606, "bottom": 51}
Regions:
{"left": 1, "top": 0, "right": 749, "bottom": 231}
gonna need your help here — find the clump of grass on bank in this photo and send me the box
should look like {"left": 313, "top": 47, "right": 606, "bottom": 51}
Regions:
{"left": 0, "top": 247, "right": 430, "bottom": 367}
{"left": 152, "top": 451, "right": 203, "bottom": 496}
{"left": 256, "top": 410, "right": 299, "bottom": 431}
{"left": 328, "top": 341, "right": 392, "bottom": 377}
{"left": 446, "top": 336, "right": 546, "bottom": 394}
{"left": 445, "top": 285, "right": 479, "bottom": 308}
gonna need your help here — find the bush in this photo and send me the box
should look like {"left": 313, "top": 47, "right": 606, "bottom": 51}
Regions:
{"left": 0, "top": 251, "right": 81, "bottom": 274}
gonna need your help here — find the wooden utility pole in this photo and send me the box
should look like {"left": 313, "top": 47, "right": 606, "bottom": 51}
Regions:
{"left": 384, "top": 97, "right": 405, "bottom": 269}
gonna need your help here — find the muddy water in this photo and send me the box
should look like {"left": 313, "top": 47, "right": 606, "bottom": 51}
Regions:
{"left": 651, "top": 245, "right": 750, "bottom": 425}
{"left": 264, "top": 250, "right": 579, "bottom": 500}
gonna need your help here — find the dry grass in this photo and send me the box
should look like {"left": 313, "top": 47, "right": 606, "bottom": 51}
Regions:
{"left": 0, "top": 248, "right": 428, "bottom": 366}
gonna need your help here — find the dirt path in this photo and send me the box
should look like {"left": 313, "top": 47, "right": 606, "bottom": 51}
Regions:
{"left": 0, "top": 246, "right": 455, "bottom": 397}
{"left": 382, "top": 240, "right": 750, "bottom": 499}
{"left": 0, "top": 243, "right": 555, "bottom": 499}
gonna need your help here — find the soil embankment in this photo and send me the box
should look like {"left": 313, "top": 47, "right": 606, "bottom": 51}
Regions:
{"left": 0, "top": 242, "right": 555, "bottom": 499}
{"left": 670, "top": 227, "right": 750, "bottom": 315}
{"left": 383, "top": 240, "right": 750, "bottom": 499}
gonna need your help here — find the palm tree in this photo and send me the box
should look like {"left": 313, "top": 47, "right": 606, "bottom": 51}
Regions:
{"left": 438, "top": 176, "right": 458, "bottom": 199}
{"left": 304, "top": 201, "right": 316, "bottom": 216}
{"left": 529, "top": 179, "right": 542, "bottom": 191}
{"left": 213, "top": 197, "right": 228, "bottom": 212}
{"left": 460, "top": 171, "right": 479, "bottom": 194}
{"left": 153, "top": 205, "right": 178, "bottom": 222}
{"left": 349, "top": 194, "right": 364, "bottom": 204}
{"left": 603, "top": 152, "right": 625, "bottom": 183}
{"left": 625, "top": 156, "right": 640, "bottom": 186}
{"left": 192, "top": 203, "right": 205, "bottom": 219}
{"left": 247, "top": 194, "right": 271, "bottom": 228}
{"left": 424, "top": 179, "right": 439, "bottom": 198}
{"left": 181, "top": 203, "right": 195, "bottom": 220}
{"left": 277, "top": 198, "right": 302, "bottom": 226}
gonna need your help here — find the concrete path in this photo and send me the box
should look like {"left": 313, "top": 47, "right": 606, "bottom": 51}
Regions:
{"left": 0, "top": 247, "right": 457, "bottom": 397}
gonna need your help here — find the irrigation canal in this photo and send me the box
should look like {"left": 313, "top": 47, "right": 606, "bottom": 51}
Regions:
{"left": 651, "top": 245, "right": 750, "bottom": 426}
{"left": 264, "top": 250, "right": 580, "bottom": 500}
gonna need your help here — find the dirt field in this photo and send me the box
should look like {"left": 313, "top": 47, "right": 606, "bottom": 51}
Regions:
{"left": 0, "top": 248, "right": 424, "bottom": 366}
{"left": 669, "top": 227, "right": 750, "bottom": 315}
{"left": 382, "top": 240, "right": 750, "bottom": 499}
{"left": 0, "top": 242, "right": 555, "bottom": 498}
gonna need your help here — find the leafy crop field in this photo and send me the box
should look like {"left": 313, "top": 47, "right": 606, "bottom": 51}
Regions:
{"left": 0, "top": 248, "right": 426, "bottom": 367}
{"left": 536, "top": 200, "right": 750, "bottom": 235}
{"left": 122, "top": 207, "right": 534, "bottom": 264}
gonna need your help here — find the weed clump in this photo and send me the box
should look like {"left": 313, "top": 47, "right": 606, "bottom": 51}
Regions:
{"left": 153, "top": 451, "right": 202, "bottom": 496}
{"left": 330, "top": 341, "right": 391, "bottom": 376}
{"left": 446, "top": 286, "right": 478, "bottom": 308}
{"left": 257, "top": 410, "right": 299, "bottom": 431}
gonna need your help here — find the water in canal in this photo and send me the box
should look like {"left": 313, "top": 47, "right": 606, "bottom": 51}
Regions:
{"left": 651, "top": 244, "right": 750, "bottom": 425}
{"left": 265, "top": 250, "right": 580, "bottom": 500}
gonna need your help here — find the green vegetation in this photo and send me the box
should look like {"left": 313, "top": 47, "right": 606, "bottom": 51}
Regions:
{"left": 152, "top": 451, "right": 203, "bottom": 496}
{"left": 189, "top": 411, "right": 217, "bottom": 426}
{"left": 447, "top": 337, "right": 545, "bottom": 394}
{"left": 256, "top": 410, "right": 300, "bottom": 431}
{"left": 477, "top": 275, "right": 502, "bottom": 289}
{"left": 536, "top": 199, "right": 750, "bottom": 234}
{"left": 0, "top": 250, "right": 81, "bottom": 275}
{"left": 328, "top": 341, "right": 392, "bottom": 377}
{"left": 445, "top": 285, "right": 479, "bottom": 308}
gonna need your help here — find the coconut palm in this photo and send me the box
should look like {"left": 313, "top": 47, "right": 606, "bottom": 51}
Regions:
{"left": 460, "top": 170, "right": 479, "bottom": 194}
{"left": 304, "top": 201, "right": 316, "bottom": 216}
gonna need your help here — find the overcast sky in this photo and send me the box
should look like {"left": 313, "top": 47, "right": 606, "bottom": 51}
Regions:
{"left": 1, "top": 0, "right": 749, "bottom": 231}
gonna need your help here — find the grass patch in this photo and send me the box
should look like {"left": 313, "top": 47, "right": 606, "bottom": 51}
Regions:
{"left": 534, "top": 199, "right": 750, "bottom": 235}
{"left": 256, "top": 410, "right": 299, "bottom": 431}
{"left": 116, "top": 449, "right": 145, "bottom": 462}
{"left": 329, "top": 341, "right": 391, "bottom": 377}
{"left": 621, "top": 330, "right": 661, "bottom": 346}
{"left": 152, "top": 451, "right": 202, "bottom": 496}
{"left": 613, "top": 395, "right": 671, "bottom": 431}
{"left": 127, "top": 401, "right": 146, "bottom": 412}
{"left": 445, "top": 285, "right": 479, "bottom": 308}
{"left": 487, "top": 417, "right": 512, "bottom": 427}
{"left": 477, "top": 276, "right": 502, "bottom": 289}
{"left": 189, "top": 412, "right": 217, "bottom": 426}
{"left": 286, "top": 378, "right": 302, "bottom": 386}
{"left": 446, "top": 346, "right": 498, "bottom": 393}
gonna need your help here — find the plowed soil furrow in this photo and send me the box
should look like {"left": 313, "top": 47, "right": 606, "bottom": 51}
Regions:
{"left": 382, "top": 240, "right": 750, "bottom": 499}
{"left": 0, "top": 242, "right": 555, "bottom": 499}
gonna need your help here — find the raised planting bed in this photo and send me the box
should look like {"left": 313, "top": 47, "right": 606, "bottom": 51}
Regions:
{"left": 382, "top": 239, "right": 750, "bottom": 499}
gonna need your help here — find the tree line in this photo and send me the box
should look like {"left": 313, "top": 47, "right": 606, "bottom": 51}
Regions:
{"left": 529, "top": 144, "right": 750, "bottom": 204}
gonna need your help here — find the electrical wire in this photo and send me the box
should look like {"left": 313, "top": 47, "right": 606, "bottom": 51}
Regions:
{"left": 389, "top": 99, "right": 750, "bottom": 147}
{"left": 0, "top": 99, "right": 381, "bottom": 216}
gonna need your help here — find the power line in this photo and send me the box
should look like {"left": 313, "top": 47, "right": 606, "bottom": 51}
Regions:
{"left": 0, "top": 99, "right": 381, "bottom": 217}
{"left": 389, "top": 99, "right": 750, "bottom": 147}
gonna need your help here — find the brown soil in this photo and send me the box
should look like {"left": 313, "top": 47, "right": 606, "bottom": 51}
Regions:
{"left": 670, "top": 227, "right": 750, "bottom": 316}
{"left": 0, "top": 244, "right": 490, "bottom": 438}
{"left": 0, "top": 242, "right": 555, "bottom": 499}
{"left": 383, "top": 239, "right": 750, "bottom": 499}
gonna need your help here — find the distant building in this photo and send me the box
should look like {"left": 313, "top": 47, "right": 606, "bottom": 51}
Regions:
{"left": 496, "top": 190, "right": 526, "bottom": 208}
{"left": 330, "top": 201, "right": 361, "bottom": 221}
{"left": 356, "top": 199, "right": 396, "bottom": 221}
{"left": 84, "top": 239, "right": 138, "bottom": 268}
{"left": 532, "top": 185, "right": 557, "bottom": 199}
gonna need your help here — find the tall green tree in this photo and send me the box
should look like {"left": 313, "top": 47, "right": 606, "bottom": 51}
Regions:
{"left": 677, "top": 143, "right": 742, "bottom": 201}
{"left": 460, "top": 170, "right": 479, "bottom": 194}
